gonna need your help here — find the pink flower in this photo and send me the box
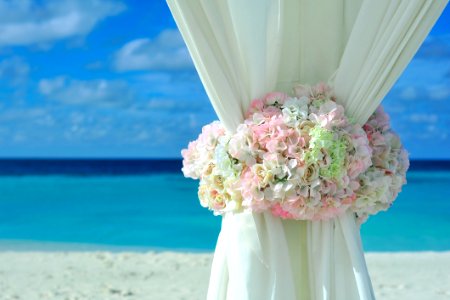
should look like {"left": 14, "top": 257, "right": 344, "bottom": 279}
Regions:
{"left": 293, "top": 84, "right": 311, "bottom": 98}
{"left": 181, "top": 140, "right": 200, "bottom": 179}
{"left": 240, "top": 167, "right": 270, "bottom": 211}
{"left": 348, "top": 160, "right": 367, "bottom": 178}
{"left": 263, "top": 92, "right": 288, "bottom": 106}
{"left": 246, "top": 99, "right": 265, "bottom": 117}
{"left": 352, "top": 105, "right": 408, "bottom": 223}
{"left": 314, "top": 82, "right": 328, "bottom": 94}
{"left": 182, "top": 84, "right": 408, "bottom": 223}
{"left": 271, "top": 203, "right": 295, "bottom": 219}
{"left": 261, "top": 106, "right": 282, "bottom": 118}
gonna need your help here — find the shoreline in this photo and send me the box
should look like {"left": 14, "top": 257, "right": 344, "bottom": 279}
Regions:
{"left": 0, "top": 239, "right": 213, "bottom": 254}
{"left": 1, "top": 239, "right": 449, "bottom": 254}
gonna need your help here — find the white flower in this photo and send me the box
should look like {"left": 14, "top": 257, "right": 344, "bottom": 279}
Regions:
{"left": 282, "top": 97, "right": 309, "bottom": 126}
{"left": 228, "top": 125, "right": 257, "bottom": 166}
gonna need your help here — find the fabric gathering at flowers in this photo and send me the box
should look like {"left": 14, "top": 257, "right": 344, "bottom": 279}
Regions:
{"left": 181, "top": 83, "right": 409, "bottom": 223}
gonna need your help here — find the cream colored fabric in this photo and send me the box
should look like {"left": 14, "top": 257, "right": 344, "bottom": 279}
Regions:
{"left": 334, "top": 0, "right": 448, "bottom": 124}
{"left": 166, "top": 0, "right": 448, "bottom": 299}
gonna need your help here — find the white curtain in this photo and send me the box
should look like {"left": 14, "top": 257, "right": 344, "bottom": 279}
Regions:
{"left": 166, "top": 1, "right": 448, "bottom": 299}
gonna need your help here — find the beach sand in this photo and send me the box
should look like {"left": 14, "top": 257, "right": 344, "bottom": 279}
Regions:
{"left": 0, "top": 250, "right": 449, "bottom": 300}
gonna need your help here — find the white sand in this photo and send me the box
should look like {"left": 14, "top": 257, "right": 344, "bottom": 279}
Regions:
{"left": 0, "top": 250, "right": 449, "bottom": 300}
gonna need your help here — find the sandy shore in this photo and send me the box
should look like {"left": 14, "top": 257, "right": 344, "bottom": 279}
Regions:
{"left": 0, "top": 250, "right": 449, "bottom": 300}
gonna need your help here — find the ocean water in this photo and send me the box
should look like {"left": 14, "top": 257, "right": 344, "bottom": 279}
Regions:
{"left": 0, "top": 159, "right": 449, "bottom": 252}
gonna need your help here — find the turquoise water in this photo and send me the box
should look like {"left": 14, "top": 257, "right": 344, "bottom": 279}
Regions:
{"left": 361, "top": 171, "right": 450, "bottom": 251}
{"left": 0, "top": 171, "right": 449, "bottom": 251}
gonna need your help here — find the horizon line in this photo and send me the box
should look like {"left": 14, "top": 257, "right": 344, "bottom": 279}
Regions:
{"left": 0, "top": 157, "right": 449, "bottom": 162}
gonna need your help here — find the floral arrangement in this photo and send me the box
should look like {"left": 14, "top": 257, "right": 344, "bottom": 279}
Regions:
{"left": 181, "top": 83, "right": 408, "bottom": 222}
{"left": 351, "top": 107, "right": 409, "bottom": 223}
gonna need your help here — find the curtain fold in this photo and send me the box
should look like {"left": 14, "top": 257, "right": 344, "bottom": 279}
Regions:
{"left": 305, "top": 212, "right": 372, "bottom": 300}
{"left": 334, "top": 0, "right": 448, "bottom": 124}
{"left": 167, "top": 0, "right": 283, "bottom": 131}
{"left": 166, "top": 0, "right": 448, "bottom": 299}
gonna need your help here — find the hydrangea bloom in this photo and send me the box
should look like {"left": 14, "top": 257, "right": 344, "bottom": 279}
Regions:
{"left": 181, "top": 84, "right": 408, "bottom": 222}
{"left": 351, "top": 107, "right": 409, "bottom": 223}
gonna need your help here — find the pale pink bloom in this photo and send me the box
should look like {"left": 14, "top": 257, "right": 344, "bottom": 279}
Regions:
{"left": 271, "top": 203, "right": 295, "bottom": 219}
{"left": 181, "top": 140, "right": 200, "bottom": 179}
{"left": 261, "top": 106, "right": 282, "bottom": 118}
{"left": 371, "top": 132, "right": 385, "bottom": 146}
{"left": 240, "top": 167, "right": 270, "bottom": 211}
{"left": 182, "top": 85, "right": 407, "bottom": 223}
{"left": 293, "top": 84, "right": 311, "bottom": 98}
{"left": 353, "top": 105, "right": 408, "bottom": 223}
{"left": 309, "top": 101, "right": 346, "bottom": 129}
{"left": 263, "top": 92, "right": 288, "bottom": 105}
{"left": 348, "top": 160, "right": 367, "bottom": 178}
{"left": 320, "top": 180, "right": 337, "bottom": 195}
{"left": 312, "top": 82, "right": 330, "bottom": 95}
{"left": 266, "top": 139, "right": 287, "bottom": 153}
{"left": 210, "top": 192, "right": 226, "bottom": 211}
{"left": 313, "top": 205, "right": 348, "bottom": 221}
{"left": 246, "top": 99, "right": 265, "bottom": 117}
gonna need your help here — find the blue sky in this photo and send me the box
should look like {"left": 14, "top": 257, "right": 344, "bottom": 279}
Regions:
{"left": 0, "top": 1, "right": 448, "bottom": 159}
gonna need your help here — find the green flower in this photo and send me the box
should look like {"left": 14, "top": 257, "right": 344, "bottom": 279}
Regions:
{"left": 304, "top": 125, "right": 347, "bottom": 180}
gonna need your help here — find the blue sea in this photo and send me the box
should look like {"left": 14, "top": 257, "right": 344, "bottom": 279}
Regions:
{"left": 0, "top": 159, "right": 449, "bottom": 252}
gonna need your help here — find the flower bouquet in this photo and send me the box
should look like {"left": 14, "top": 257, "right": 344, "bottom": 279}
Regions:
{"left": 182, "top": 83, "right": 408, "bottom": 223}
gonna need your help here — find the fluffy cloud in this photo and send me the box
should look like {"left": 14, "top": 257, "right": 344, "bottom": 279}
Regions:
{"left": 114, "top": 29, "right": 193, "bottom": 71}
{"left": 427, "top": 84, "right": 450, "bottom": 100}
{"left": 0, "top": 100, "right": 215, "bottom": 157}
{"left": 381, "top": 34, "right": 450, "bottom": 158}
{"left": 0, "top": 57, "right": 29, "bottom": 85}
{"left": 392, "top": 83, "right": 450, "bottom": 103}
{"left": 0, "top": 107, "right": 55, "bottom": 145}
{"left": 398, "top": 86, "right": 418, "bottom": 100}
{"left": 39, "top": 76, "right": 134, "bottom": 107}
{"left": 416, "top": 35, "right": 450, "bottom": 59}
{"left": 0, "top": 107, "right": 48, "bottom": 123}
{"left": 409, "top": 114, "right": 438, "bottom": 123}
{"left": 0, "top": 0, "right": 125, "bottom": 47}
{"left": 391, "top": 36, "right": 450, "bottom": 103}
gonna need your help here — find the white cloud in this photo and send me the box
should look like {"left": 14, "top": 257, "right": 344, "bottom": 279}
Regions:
{"left": 409, "top": 114, "right": 438, "bottom": 123}
{"left": 39, "top": 76, "right": 134, "bottom": 107}
{"left": 188, "top": 114, "right": 198, "bottom": 129}
{"left": 133, "top": 130, "right": 150, "bottom": 142}
{"left": 13, "top": 132, "right": 26, "bottom": 142}
{"left": 392, "top": 38, "right": 450, "bottom": 103}
{"left": 398, "top": 86, "right": 418, "bottom": 100}
{"left": 416, "top": 35, "right": 450, "bottom": 59}
{"left": 0, "top": 57, "right": 29, "bottom": 85}
{"left": 146, "top": 98, "right": 204, "bottom": 112}
{"left": 0, "top": 107, "right": 47, "bottom": 122}
{"left": 0, "top": 0, "right": 125, "bottom": 47}
{"left": 427, "top": 84, "right": 450, "bottom": 100}
{"left": 114, "top": 29, "right": 193, "bottom": 71}
{"left": 85, "top": 61, "right": 104, "bottom": 70}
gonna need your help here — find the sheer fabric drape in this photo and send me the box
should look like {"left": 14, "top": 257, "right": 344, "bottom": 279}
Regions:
{"left": 166, "top": 0, "right": 448, "bottom": 299}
